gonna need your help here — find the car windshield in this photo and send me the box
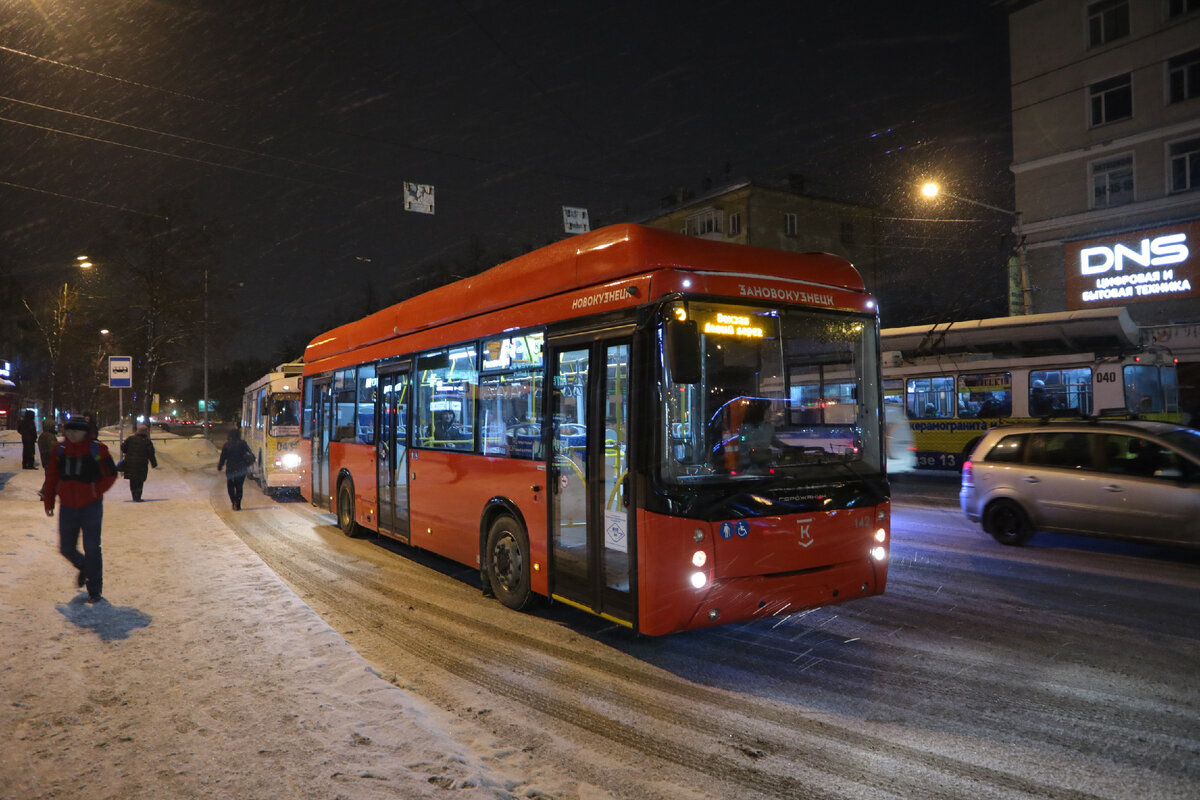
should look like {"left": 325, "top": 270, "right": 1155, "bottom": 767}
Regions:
{"left": 661, "top": 302, "right": 882, "bottom": 485}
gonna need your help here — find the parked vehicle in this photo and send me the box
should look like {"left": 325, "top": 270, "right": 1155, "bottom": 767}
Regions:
{"left": 960, "top": 419, "right": 1200, "bottom": 547}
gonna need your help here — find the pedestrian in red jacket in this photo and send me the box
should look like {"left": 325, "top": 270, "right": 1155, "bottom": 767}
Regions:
{"left": 42, "top": 416, "right": 118, "bottom": 603}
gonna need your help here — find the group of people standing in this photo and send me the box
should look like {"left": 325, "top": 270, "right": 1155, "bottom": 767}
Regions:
{"left": 29, "top": 414, "right": 257, "bottom": 605}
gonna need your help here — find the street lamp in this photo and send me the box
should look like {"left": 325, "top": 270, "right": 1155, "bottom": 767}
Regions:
{"left": 920, "top": 182, "right": 1031, "bottom": 315}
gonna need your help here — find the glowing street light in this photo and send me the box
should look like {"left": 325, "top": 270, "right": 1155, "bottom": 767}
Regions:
{"left": 919, "top": 181, "right": 1031, "bottom": 315}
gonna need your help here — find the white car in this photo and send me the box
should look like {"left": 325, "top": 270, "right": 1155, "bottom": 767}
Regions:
{"left": 960, "top": 420, "right": 1200, "bottom": 547}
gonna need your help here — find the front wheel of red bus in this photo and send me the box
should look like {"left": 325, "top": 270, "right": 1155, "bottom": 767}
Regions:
{"left": 486, "top": 515, "right": 533, "bottom": 611}
{"left": 337, "top": 479, "right": 363, "bottom": 538}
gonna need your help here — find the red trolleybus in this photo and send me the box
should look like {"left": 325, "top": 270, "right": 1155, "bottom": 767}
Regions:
{"left": 300, "top": 224, "right": 889, "bottom": 635}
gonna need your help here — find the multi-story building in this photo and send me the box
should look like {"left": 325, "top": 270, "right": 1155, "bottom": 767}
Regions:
{"left": 642, "top": 179, "right": 882, "bottom": 286}
{"left": 1009, "top": 0, "right": 1200, "bottom": 414}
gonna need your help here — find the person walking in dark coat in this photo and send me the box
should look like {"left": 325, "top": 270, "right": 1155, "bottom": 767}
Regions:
{"left": 18, "top": 410, "right": 38, "bottom": 469}
{"left": 119, "top": 424, "right": 157, "bottom": 502}
{"left": 217, "top": 428, "right": 255, "bottom": 510}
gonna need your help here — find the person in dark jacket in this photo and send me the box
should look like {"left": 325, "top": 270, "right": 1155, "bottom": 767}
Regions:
{"left": 119, "top": 424, "right": 157, "bottom": 502}
{"left": 217, "top": 427, "right": 255, "bottom": 510}
{"left": 43, "top": 416, "right": 118, "bottom": 603}
{"left": 18, "top": 410, "right": 38, "bottom": 469}
{"left": 37, "top": 421, "right": 58, "bottom": 471}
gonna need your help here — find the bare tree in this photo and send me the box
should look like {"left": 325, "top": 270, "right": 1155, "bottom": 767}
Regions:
{"left": 93, "top": 199, "right": 215, "bottom": 421}
{"left": 22, "top": 282, "right": 85, "bottom": 422}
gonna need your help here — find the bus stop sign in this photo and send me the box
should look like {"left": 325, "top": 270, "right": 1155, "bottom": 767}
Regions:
{"left": 108, "top": 356, "right": 132, "bottom": 388}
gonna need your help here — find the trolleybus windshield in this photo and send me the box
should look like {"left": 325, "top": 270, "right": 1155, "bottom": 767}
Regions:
{"left": 662, "top": 302, "right": 881, "bottom": 484}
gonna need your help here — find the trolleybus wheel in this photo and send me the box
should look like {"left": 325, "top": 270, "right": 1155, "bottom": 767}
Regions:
{"left": 337, "top": 480, "right": 362, "bottom": 538}
{"left": 486, "top": 515, "right": 532, "bottom": 611}
{"left": 982, "top": 499, "right": 1033, "bottom": 546}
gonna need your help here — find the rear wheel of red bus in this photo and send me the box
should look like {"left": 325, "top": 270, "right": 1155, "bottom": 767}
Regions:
{"left": 486, "top": 515, "right": 532, "bottom": 611}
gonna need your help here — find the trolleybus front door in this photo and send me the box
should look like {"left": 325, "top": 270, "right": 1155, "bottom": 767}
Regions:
{"left": 549, "top": 339, "right": 633, "bottom": 627}
{"left": 376, "top": 367, "right": 410, "bottom": 542}
{"left": 311, "top": 378, "right": 332, "bottom": 508}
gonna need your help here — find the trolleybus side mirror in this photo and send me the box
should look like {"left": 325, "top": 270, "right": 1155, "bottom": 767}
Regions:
{"left": 666, "top": 319, "right": 701, "bottom": 385}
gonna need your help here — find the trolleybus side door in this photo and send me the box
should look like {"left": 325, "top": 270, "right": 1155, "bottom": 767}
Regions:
{"left": 548, "top": 337, "right": 634, "bottom": 626}
{"left": 376, "top": 366, "right": 411, "bottom": 542}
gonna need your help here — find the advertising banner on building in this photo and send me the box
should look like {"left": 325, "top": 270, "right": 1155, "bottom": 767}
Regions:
{"left": 1064, "top": 220, "right": 1198, "bottom": 310}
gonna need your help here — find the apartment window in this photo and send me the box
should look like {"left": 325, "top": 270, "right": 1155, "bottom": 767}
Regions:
{"left": 684, "top": 207, "right": 722, "bottom": 237}
{"left": 1091, "top": 154, "right": 1134, "bottom": 207}
{"left": 1087, "top": 0, "right": 1129, "bottom": 48}
{"left": 1089, "top": 74, "right": 1132, "bottom": 126}
{"left": 1169, "top": 0, "right": 1200, "bottom": 17}
{"left": 1168, "top": 48, "right": 1200, "bottom": 104}
{"left": 727, "top": 212, "right": 741, "bottom": 236}
{"left": 1169, "top": 136, "right": 1200, "bottom": 193}
{"left": 783, "top": 212, "right": 798, "bottom": 236}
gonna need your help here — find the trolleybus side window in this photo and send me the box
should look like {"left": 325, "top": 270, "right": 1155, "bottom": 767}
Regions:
{"left": 418, "top": 344, "right": 478, "bottom": 451}
{"left": 1029, "top": 368, "right": 1093, "bottom": 416}
{"left": 957, "top": 372, "right": 1011, "bottom": 418}
{"left": 907, "top": 376, "right": 954, "bottom": 419}
{"left": 479, "top": 331, "right": 544, "bottom": 459}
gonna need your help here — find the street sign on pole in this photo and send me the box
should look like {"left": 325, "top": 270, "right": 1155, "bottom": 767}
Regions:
{"left": 108, "top": 356, "right": 132, "bottom": 389}
{"left": 563, "top": 206, "right": 590, "bottom": 234}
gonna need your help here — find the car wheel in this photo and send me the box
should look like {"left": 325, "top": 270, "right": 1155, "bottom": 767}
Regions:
{"left": 337, "top": 480, "right": 362, "bottom": 537}
{"left": 983, "top": 499, "right": 1033, "bottom": 546}
{"left": 486, "top": 515, "right": 533, "bottom": 611}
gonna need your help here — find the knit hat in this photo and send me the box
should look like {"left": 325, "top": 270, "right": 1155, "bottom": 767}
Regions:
{"left": 64, "top": 417, "right": 90, "bottom": 431}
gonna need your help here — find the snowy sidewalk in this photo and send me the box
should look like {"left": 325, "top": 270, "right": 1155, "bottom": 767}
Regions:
{"left": 0, "top": 432, "right": 529, "bottom": 800}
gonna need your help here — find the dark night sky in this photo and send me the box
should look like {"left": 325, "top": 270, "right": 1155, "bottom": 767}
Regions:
{"left": 1, "top": 1, "right": 1014, "bottom": 365}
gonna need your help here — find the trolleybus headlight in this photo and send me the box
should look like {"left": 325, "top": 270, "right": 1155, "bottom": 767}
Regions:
{"left": 690, "top": 571, "right": 709, "bottom": 589}
{"left": 875, "top": 528, "right": 887, "bottom": 543}
{"left": 870, "top": 546, "right": 887, "bottom": 562}
{"left": 692, "top": 550, "right": 707, "bottom": 568}
{"left": 279, "top": 453, "right": 302, "bottom": 470}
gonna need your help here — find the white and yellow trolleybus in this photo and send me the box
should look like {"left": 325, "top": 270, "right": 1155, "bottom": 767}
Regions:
{"left": 242, "top": 361, "right": 304, "bottom": 495}
{"left": 882, "top": 309, "right": 1180, "bottom": 470}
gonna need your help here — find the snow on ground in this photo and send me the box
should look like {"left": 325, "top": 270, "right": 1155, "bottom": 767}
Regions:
{"left": 0, "top": 429, "right": 569, "bottom": 800}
